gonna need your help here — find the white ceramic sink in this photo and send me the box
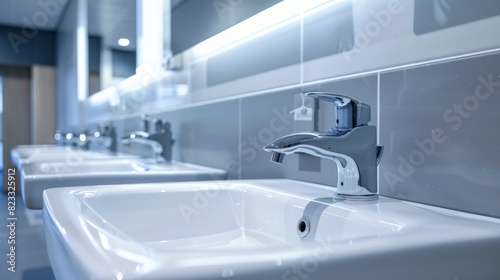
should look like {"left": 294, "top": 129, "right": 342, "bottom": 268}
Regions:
{"left": 43, "top": 179, "right": 500, "bottom": 280}
{"left": 22, "top": 159, "right": 226, "bottom": 209}
{"left": 11, "top": 145, "right": 73, "bottom": 168}
{"left": 12, "top": 144, "right": 70, "bottom": 156}
{"left": 10, "top": 145, "right": 138, "bottom": 170}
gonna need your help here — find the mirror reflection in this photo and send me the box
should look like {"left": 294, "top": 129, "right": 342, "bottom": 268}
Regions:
{"left": 88, "top": 0, "right": 137, "bottom": 95}
{"left": 87, "top": 0, "right": 281, "bottom": 96}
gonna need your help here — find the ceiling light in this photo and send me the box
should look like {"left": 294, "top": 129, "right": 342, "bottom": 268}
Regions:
{"left": 118, "top": 38, "right": 130, "bottom": 47}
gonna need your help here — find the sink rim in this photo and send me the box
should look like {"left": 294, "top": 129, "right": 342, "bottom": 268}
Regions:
{"left": 22, "top": 159, "right": 225, "bottom": 176}
{"left": 11, "top": 146, "right": 141, "bottom": 170}
{"left": 22, "top": 159, "right": 228, "bottom": 209}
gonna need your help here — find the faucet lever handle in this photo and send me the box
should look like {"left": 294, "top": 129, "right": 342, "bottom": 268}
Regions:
{"left": 305, "top": 92, "right": 371, "bottom": 132}
{"left": 141, "top": 114, "right": 159, "bottom": 132}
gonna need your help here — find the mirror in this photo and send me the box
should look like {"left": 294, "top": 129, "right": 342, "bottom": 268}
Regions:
{"left": 170, "top": 0, "right": 281, "bottom": 55}
{"left": 86, "top": 0, "right": 282, "bottom": 97}
{"left": 87, "top": 0, "right": 137, "bottom": 95}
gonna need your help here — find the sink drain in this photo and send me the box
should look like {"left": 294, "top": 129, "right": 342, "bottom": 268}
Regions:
{"left": 297, "top": 217, "right": 310, "bottom": 238}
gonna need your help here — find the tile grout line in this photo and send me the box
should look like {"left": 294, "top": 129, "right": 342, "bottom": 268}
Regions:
{"left": 299, "top": 12, "right": 304, "bottom": 85}
{"left": 377, "top": 72, "right": 381, "bottom": 144}
{"left": 238, "top": 98, "right": 242, "bottom": 180}
{"left": 377, "top": 71, "right": 381, "bottom": 192}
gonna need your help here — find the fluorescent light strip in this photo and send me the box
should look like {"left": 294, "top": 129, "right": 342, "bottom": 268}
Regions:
{"left": 88, "top": 87, "right": 118, "bottom": 106}
{"left": 117, "top": 68, "right": 173, "bottom": 94}
{"left": 191, "top": 0, "right": 344, "bottom": 61}
{"left": 77, "top": 0, "right": 88, "bottom": 102}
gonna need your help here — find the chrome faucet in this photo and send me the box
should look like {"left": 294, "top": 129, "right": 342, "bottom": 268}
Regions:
{"left": 88, "top": 123, "right": 118, "bottom": 153}
{"left": 264, "top": 92, "right": 383, "bottom": 201}
{"left": 64, "top": 130, "right": 90, "bottom": 150}
{"left": 120, "top": 115, "right": 174, "bottom": 161}
{"left": 53, "top": 130, "right": 66, "bottom": 146}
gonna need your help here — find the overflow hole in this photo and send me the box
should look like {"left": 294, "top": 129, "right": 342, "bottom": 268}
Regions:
{"left": 298, "top": 221, "right": 306, "bottom": 232}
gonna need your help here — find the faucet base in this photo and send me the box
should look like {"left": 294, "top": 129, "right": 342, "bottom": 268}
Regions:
{"left": 333, "top": 193, "right": 379, "bottom": 201}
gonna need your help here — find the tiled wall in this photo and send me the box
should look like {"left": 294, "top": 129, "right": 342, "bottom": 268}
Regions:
{"left": 380, "top": 53, "right": 500, "bottom": 217}
{"left": 82, "top": 0, "right": 500, "bottom": 217}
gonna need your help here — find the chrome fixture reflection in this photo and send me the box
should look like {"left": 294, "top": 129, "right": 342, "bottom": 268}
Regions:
{"left": 121, "top": 115, "right": 174, "bottom": 161}
{"left": 264, "top": 92, "right": 383, "bottom": 201}
{"left": 88, "top": 122, "right": 118, "bottom": 153}
{"left": 62, "top": 130, "right": 90, "bottom": 150}
{"left": 53, "top": 130, "right": 65, "bottom": 145}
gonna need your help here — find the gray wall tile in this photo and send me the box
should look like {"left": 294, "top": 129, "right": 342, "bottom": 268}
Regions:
{"left": 191, "top": 63, "right": 300, "bottom": 102}
{"left": 153, "top": 101, "right": 240, "bottom": 179}
{"left": 240, "top": 89, "right": 296, "bottom": 179}
{"left": 206, "top": 21, "right": 300, "bottom": 87}
{"left": 380, "top": 52, "right": 500, "bottom": 217}
{"left": 414, "top": 0, "right": 500, "bottom": 35}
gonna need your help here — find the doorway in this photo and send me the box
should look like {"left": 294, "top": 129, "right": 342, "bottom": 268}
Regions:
{"left": 0, "top": 75, "right": 3, "bottom": 189}
{"left": 0, "top": 66, "right": 31, "bottom": 192}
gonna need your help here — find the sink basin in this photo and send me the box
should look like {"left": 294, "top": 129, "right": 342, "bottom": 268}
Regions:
{"left": 43, "top": 179, "right": 500, "bottom": 280}
{"left": 22, "top": 159, "right": 226, "bottom": 209}
{"left": 12, "top": 144, "right": 70, "bottom": 156}
{"left": 10, "top": 145, "right": 138, "bottom": 170}
{"left": 11, "top": 145, "right": 73, "bottom": 167}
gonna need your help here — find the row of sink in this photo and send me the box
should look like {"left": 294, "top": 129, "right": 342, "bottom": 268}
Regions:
{"left": 13, "top": 93, "right": 500, "bottom": 279}
{"left": 13, "top": 145, "right": 226, "bottom": 209}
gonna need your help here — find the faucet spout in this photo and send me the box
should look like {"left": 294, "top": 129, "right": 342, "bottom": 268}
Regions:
{"left": 121, "top": 131, "right": 150, "bottom": 141}
{"left": 120, "top": 119, "right": 174, "bottom": 161}
{"left": 270, "top": 152, "right": 285, "bottom": 163}
{"left": 264, "top": 126, "right": 379, "bottom": 200}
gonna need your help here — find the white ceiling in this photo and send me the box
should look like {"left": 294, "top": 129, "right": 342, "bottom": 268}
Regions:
{"left": 0, "top": 0, "right": 185, "bottom": 51}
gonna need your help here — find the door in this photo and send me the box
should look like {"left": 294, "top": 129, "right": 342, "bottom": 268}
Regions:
{"left": 0, "top": 66, "right": 31, "bottom": 192}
